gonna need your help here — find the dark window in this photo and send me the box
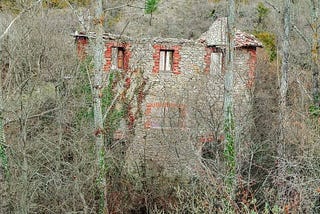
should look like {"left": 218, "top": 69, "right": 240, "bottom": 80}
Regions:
{"left": 117, "top": 47, "right": 124, "bottom": 69}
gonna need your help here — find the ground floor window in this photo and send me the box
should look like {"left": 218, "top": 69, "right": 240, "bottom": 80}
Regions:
{"left": 145, "top": 102, "right": 186, "bottom": 129}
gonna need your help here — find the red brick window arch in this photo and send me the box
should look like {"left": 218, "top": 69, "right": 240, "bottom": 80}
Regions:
{"left": 152, "top": 44, "right": 181, "bottom": 74}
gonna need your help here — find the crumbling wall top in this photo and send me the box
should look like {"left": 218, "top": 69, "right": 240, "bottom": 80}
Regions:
{"left": 198, "top": 17, "right": 263, "bottom": 48}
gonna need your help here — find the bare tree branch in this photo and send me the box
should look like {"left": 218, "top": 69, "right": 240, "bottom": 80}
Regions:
{"left": 4, "top": 107, "right": 60, "bottom": 125}
{"left": 0, "top": 14, "right": 21, "bottom": 41}
{"left": 102, "top": 92, "right": 120, "bottom": 123}
{"left": 104, "top": 3, "right": 144, "bottom": 11}
{"left": 0, "top": 0, "right": 42, "bottom": 41}
{"left": 63, "top": 0, "right": 88, "bottom": 32}
{"left": 264, "top": 0, "right": 281, "bottom": 13}
{"left": 292, "top": 24, "right": 312, "bottom": 47}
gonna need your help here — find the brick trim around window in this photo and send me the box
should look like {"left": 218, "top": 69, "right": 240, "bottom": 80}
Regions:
{"left": 152, "top": 44, "right": 181, "bottom": 74}
{"left": 204, "top": 47, "right": 224, "bottom": 74}
{"left": 76, "top": 36, "right": 89, "bottom": 60}
{"left": 104, "top": 42, "right": 131, "bottom": 72}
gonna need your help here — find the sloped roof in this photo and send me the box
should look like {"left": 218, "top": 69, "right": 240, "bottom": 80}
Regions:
{"left": 234, "top": 30, "right": 263, "bottom": 48}
{"left": 199, "top": 17, "right": 262, "bottom": 48}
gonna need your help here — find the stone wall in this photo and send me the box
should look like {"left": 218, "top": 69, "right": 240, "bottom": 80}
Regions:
{"left": 117, "top": 38, "right": 208, "bottom": 176}
{"left": 87, "top": 34, "right": 258, "bottom": 177}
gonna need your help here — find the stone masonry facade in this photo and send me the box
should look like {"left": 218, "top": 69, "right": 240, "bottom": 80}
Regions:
{"left": 74, "top": 17, "right": 262, "bottom": 176}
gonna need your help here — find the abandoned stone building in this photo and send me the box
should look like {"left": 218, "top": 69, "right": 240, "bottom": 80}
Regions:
{"left": 74, "top": 17, "right": 262, "bottom": 176}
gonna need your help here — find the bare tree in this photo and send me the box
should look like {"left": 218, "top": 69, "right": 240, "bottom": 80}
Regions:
{"left": 223, "top": 0, "right": 236, "bottom": 202}
{"left": 92, "top": 0, "right": 108, "bottom": 212}
{"left": 0, "top": 28, "right": 9, "bottom": 181}
{"left": 311, "top": 0, "right": 320, "bottom": 107}
{"left": 278, "top": 0, "right": 291, "bottom": 207}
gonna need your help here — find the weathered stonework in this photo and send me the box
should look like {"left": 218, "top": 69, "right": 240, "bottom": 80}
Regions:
{"left": 73, "top": 17, "right": 262, "bottom": 177}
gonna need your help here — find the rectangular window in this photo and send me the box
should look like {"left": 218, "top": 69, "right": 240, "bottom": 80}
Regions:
{"left": 210, "top": 52, "right": 222, "bottom": 75}
{"left": 117, "top": 47, "right": 124, "bottom": 69}
{"left": 111, "top": 47, "right": 125, "bottom": 70}
{"left": 159, "top": 50, "right": 173, "bottom": 72}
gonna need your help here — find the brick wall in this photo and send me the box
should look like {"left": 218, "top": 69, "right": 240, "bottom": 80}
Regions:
{"left": 76, "top": 36, "right": 88, "bottom": 60}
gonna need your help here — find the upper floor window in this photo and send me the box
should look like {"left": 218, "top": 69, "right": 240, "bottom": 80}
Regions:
{"left": 160, "top": 50, "right": 173, "bottom": 72}
{"left": 210, "top": 52, "right": 222, "bottom": 75}
{"left": 111, "top": 47, "right": 125, "bottom": 70}
{"left": 152, "top": 45, "right": 181, "bottom": 74}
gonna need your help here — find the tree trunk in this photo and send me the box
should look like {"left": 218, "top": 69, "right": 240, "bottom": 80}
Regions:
{"left": 0, "top": 35, "right": 9, "bottom": 214}
{"left": 278, "top": 0, "right": 291, "bottom": 207}
{"left": 93, "top": 0, "right": 107, "bottom": 212}
{"left": 311, "top": 0, "right": 320, "bottom": 107}
{"left": 20, "top": 117, "right": 28, "bottom": 214}
{"left": 0, "top": 38, "right": 8, "bottom": 179}
{"left": 224, "top": 0, "right": 236, "bottom": 201}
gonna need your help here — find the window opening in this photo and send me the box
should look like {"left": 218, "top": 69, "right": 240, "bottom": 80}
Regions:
{"left": 111, "top": 47, "right": 125, "bottom": 70}
{"left": 160, "top": 50, "right": 173, "bottom": 72}
{"left": 210, "top": 52, "right": 222, "bottom": 75}
{"left": 145, "top": 103, "right": 186, "bottom": 129}
{"left": 117, "top": 47, "right": 124, "bottom": 69}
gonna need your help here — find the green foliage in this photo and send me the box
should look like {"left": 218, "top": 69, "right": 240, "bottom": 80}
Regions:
{"left": 102, "top": 73, "right": 115, "bottom": 111}
{"left": 74, "top": 57, "right": 94, "bottom": 125}
{"left": 0, "top": 142, "right": 9, "bottom": 178}
{"left": 0, "top": 116, "right": 9, "bottom": 179}
{"left": 256, "top": 2, "right": 269, "bottom": 25}
{"left": 254, "top": 31, "right": 277, "bottom": 61}
{"left": 309, "top": 104, "right": 320, "bottom": 117}
{"left": 73, "top": 58, "right": 124, "bottom": 139}
{"left": 102, "top": 72, "right": 124, "bottom": 142}
{"left": 309, "top": 93, "right": 320, "bottom": 117}
{"left": 145, "top": 0, "right": 160, "bottom": 15}
{"left": 97, "top": 149, "right": 106, "bottom": 214}
{"left": 269, "top": 204, "right": 282, "bottom": 214}
{"left": 239, "top": 201, "right": 282, "bottom": 214}
{"left": 0, "top": 0, "right": 18, "bottom": 12}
